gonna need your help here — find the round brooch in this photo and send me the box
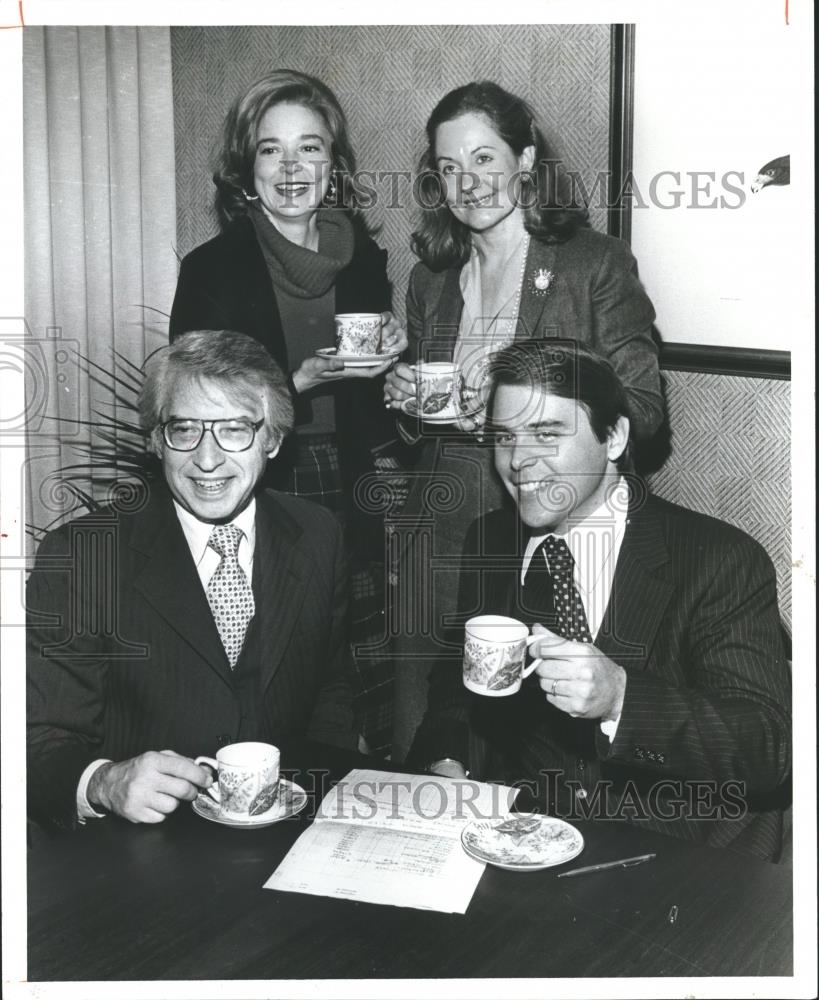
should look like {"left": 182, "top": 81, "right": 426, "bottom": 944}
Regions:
{"left": 529, "top": 267, "right": 556, "bottom": 297}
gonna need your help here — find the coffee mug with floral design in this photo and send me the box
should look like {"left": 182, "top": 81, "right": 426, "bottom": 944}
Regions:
{"left": 463, "top": 615, "right": 540, "bottom": 696}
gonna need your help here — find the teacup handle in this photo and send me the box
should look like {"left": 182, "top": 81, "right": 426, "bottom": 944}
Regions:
{"left": 521, "top": 633, "right": 547, "bottom": 679}
{"left": 194, "top": 756, "right": 220, "bottom": 802}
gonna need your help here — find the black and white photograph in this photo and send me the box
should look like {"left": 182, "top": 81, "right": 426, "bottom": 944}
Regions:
{"left": 1, "top": 1, "right": 815, "bottom": 998}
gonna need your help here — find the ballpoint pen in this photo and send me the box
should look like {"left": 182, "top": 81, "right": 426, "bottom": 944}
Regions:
{"left": 556, "top": 852, "right": 656, "bottom": 878}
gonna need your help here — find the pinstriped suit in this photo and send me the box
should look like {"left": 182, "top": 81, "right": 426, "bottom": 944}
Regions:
{"left": 410, "top": 492, "right": 792, "bottom": 859}
{"left": 26, "top": 485, "right": 357, "bottom": 830}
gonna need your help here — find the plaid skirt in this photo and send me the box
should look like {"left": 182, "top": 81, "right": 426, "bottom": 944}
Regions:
{"left": 274, "top": 433, "right": 394, "bottom": 756}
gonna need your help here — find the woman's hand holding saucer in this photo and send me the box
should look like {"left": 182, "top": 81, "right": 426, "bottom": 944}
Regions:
{"left": 383, "top": 361, "right": 417, "bottom": 410}
{"left": 380, "top": 311, "right": 408, "bottom": 356}
{"left": 294, "top": 339, "right": 400, "bottom": 393}
{"left": 454, "top": 386, "right": 488, "bottom": 433}
{"left": 292, "top": 355, "right": 347, "bottom": 393}
{"left": 453, "top": 409, "right": 486, "bottom": 433}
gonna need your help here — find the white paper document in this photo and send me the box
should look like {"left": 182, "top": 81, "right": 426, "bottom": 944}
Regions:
{"left": 264, "top": 768, "right": 518, "bottom": 913}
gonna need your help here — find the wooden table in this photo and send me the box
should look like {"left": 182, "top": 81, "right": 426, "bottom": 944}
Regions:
{"left": 27, "top": 742, "right": 792, "bottom": 981}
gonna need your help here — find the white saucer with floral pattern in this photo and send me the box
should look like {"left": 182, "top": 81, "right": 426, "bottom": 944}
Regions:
{"left": 192, "top": 778, "right": 307, "bottom": 828}
{"left": 401, "top": 396, "right": 483, "bottom": 425}
{"left": 461, "top": 814, "right": 584, "bottom": 870}
{"left": 315, "top": 347, "right": 399, "bottom": 368}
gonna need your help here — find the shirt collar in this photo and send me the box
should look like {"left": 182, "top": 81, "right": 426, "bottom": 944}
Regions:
{"left": 173, "top": 498, "right": 257, "bottom": 568}
{"left": 522, "top": 477, "right": 629, "bottom": 580}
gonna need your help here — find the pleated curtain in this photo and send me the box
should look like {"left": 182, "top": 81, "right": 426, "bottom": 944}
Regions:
{"left": 24, "top": 26, "right": 177, "bottom": 539}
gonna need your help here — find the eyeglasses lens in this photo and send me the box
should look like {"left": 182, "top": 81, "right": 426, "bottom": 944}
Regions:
{"left": 164, "top": 420, "right": 255, "bottom": 452}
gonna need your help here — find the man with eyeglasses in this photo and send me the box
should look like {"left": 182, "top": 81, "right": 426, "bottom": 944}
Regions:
{"left": 27, "top": 330, "right": 357, "bottom": 829}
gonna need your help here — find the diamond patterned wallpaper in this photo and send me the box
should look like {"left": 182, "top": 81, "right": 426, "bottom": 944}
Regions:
{"left": 170, "top": 23, "right": 613, "bottom": 321}
{"left": 647, "top": 371, "right": 791, "bottom": 630}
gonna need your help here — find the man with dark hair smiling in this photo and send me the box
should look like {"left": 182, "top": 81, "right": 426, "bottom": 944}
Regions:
{"left": 27, "top": 330, "right": 357, "bottom": 830}
{"left": 410, "top": 339, "right": 791, "bottom": 859}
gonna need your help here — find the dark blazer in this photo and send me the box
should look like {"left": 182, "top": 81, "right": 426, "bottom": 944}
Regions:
{"left": 410, "top": 493, "right": 792, "bottom": 859}
{"left": 169, "top": 215, "right": 391, "bottom": 372}
{"left": 406, "top": 228, "right": 663, "bottom": 439}
{"left": 169, "top": 215, "right": 395, "bottom": 558}
{"left": 26, "top": 485, "right": 357, "bottom": 830}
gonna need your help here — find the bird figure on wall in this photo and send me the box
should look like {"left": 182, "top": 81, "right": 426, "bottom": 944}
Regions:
{"left": 751, "top": 155, "right": 790, "bottom": 193}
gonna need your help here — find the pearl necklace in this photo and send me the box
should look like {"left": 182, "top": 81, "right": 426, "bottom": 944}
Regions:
{"left": 498, "top": 230, "right": 531, "bottom": 350}
{"left": 468, "top": 231, "right": 531, "bottom": 391}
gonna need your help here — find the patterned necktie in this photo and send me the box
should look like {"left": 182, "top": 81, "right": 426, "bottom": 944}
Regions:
{"left": 541, "top": 535, "right": 593, "bottom": 643}
{"left": 206, "top": 524, "right": 255, "bottom": 668}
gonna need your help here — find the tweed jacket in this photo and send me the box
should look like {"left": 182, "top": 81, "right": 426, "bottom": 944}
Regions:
{"left": 409, "top": 493, "right": 791, "bottom": 859}
{"left": 406, "top": 227, "right": 663, "bottom": 439}
{"left": 26, "top": 485, "right": 357, "bottom": 829}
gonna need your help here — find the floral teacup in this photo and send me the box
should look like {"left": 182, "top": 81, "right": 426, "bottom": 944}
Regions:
{"left": 334, "top": 313, "right": 382, "bottom": 355}
{"left": 194, "top": 742, "right": 280, "bottom": 818}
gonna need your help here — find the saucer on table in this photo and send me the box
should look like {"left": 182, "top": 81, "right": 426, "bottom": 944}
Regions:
{"left": 192, "top": 778, "right": 308, "bottom": 829}
{"left": 460, "top": 814, "right": 584, "bottom": 870}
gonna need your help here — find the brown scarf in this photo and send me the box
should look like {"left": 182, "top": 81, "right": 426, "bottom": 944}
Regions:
{"left": 248, "top": 203, "right": 355, "bottom": 299}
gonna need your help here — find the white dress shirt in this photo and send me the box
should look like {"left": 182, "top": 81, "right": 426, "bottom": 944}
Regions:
{"left": 76, "top": 499, "right": 258, "bottom": 821}
{"left": 173, "top": 499, "right": 256, "bottom": 590}
{"left": 521, "top": 478, "right": 629, "bottom": 741}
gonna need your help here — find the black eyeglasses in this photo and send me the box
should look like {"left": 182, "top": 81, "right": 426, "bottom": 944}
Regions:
{"left": 160, "top": 418, "right": 265, "bottom": 452}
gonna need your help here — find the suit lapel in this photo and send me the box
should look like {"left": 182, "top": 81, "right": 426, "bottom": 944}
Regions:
{"left": 131, "top": 489, "right": 233, "bottom": 687}
{"left": 516, "top": 239, "right": 559, "bottom": 341}
{"left": 479, "top": 510, "right": 531, "bottom": 619}
{"left": 253, "top": 492, "right": 312, "bottom": 695}
{"left": 485, "top": 494, "right": 674, "bottom": 671}
{"left": 596, "top": 495, "right": 673, "bottom": 670}
{"left": 429, "top": 239, "right": 560, "bottom": 352}
{"left": 426, "top": 268, "right": 463, "bottom": 360}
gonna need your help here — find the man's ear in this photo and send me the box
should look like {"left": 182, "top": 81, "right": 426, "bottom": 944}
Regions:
{"left": 606, "top": 415, "right": 630, "bottom": 463}
{"left": 266, "top": 439, "right": 281, "bottom": 461}
{"left": 149, "top": 428, "right": 164, "bottom": 458}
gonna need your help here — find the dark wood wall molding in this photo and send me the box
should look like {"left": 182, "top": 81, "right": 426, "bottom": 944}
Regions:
{"left": 659, "top": 343, "right": 791, "bottom": 380}
{"left": 608, "top": 24, "right": 635, "bottom": 242}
